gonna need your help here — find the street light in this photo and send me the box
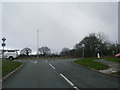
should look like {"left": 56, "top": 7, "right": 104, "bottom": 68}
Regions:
{"left": 37, "top": 29, "right": 39, "bottom": 58}
{"left": 1, "top": 37, "right": 6, "bottom": 59}
{"left": 82, "top": 44, "right": 85, "bottom": 58}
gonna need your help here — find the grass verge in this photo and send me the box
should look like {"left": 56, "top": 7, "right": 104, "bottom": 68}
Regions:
{"left": 111, "top": 72, "right": 120, "bottom": 76}
{"left": 74, "top": 58, "right": 110, "bottom": 70}
{"left": 103, "top": 57, "right": 120, "bottom": 63}
{"left": 2, "top": 60, "right": 22, "bottom": 77}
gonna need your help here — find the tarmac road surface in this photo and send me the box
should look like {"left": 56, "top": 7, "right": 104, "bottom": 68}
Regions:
{"left": 2, "top": 59, "right": 119, "bottom": 89}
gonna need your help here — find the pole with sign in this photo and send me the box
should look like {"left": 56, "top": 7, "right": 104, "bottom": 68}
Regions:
{"left": 1, "top": 37, "right": 6, "bottom": 59}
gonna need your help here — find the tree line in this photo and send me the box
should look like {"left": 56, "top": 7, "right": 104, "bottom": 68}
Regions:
{"left": 19, "top": 32, "right": 120, "bottom": 58}
{"left": 60, "top": 33, "right": 120, "bottom": 58}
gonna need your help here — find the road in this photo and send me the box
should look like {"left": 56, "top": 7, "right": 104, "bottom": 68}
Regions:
{"left": 3, "top": 59, "right": 119, "bottom": 89}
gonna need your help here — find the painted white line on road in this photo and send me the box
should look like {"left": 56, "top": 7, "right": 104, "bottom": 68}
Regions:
{"left": 35, "top": 61, "right": 37, "bottom": 63}
{"left": 49, "top": 63, "right": 55, "bottom": 69}
{"left": 73, "top": 86, "right": 80, "bottom": 90}
{"left": 60, "top": 74, "right": 74, "bottom": 86}
{"left": 112, "top": 71, "right": 116, "bottom": 72}
{"left": 46, "top": 60, "right": 47, "bottom": 63}
{"left": 60, "top": 74, "right": 80, "bottom": 90}
{"left": 74, "top": 86, "right": 77, "bottom": 88}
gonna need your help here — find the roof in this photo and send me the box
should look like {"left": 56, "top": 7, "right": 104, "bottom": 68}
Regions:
{"left": 0, "top": 49, "right": 19, "bottom": 51}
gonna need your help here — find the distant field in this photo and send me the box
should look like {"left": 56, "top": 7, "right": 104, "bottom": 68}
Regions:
{"left": 103, "top": 57, "right": 120, "bottom": 63}
{"left": 74, "top": 58, "right": 110, "bottom": 70}
{"left": 2, "top": 60, "right": 22, "bottom": 77}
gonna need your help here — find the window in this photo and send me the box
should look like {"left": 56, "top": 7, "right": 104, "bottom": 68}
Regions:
{"left": 0, "top": 51, "right": 2, "bottom": 55}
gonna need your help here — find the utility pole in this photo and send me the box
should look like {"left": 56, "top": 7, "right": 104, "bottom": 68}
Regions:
{"left": 37, "top": 28, "right": 39, "bottom": 58}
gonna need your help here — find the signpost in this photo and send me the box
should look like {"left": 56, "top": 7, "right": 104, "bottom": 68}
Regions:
{"left": 1, "top": 37, "right": 6, "bottom": 59}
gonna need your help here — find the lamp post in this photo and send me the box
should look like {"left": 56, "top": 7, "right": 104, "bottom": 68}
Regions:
{"left": 82, "top": 44, "right": 85, "bottom": 58}
{"left": 1, "top": 37, "right": 6, "bottom": 59}
{"left": 37, "top": 29, "right": 39, "bottom": 58}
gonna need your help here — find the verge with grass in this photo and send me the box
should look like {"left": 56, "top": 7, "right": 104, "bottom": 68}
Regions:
{"left": 74, "top": 58, "right": 110, "bottom": 70}
{"left": 111, "top": 71, "right": 120, "bottom": 76}
{"left": 103, "top": 57, "right": 120, "bottom": 63}
{"left": 2, "top": 60, "right": 22, "bottom": 77}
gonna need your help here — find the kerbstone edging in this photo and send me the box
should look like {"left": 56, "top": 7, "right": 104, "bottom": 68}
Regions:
{"left": 72, "top": 60, "right": 120, "bottom": 78}
{"left": 2, "top": 64, "right": 24, "bottom": 81}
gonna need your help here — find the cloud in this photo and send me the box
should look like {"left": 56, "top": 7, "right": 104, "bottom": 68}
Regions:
{"left": 2, "top": 2, "right": 118, "bottom": 53}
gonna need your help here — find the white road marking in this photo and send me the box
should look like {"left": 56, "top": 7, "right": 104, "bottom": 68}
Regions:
{"left": 60, "top": 74, "right": 74, "bottom": 86}
{"left": 60, "top": 73, "right": 80, "bottom": 90}
{"left": 74, "top": 86, "right": 80, "bottom": 90}
{"left": 35, "top": 61, "right": 37, "bottom": 63}
{"left": 46, "top": 60, "right": 47, "bottom": 63}
{"left": 49, "top": 63, "right": 55, "bottom": 69}
{"left": 112, "top": 71, "right": 116, "bottom": 72}
{"left": 74, "top": 86, "right": 77, "bottom": 88}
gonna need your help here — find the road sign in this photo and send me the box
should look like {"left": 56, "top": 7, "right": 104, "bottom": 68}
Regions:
{"left": 82, "top": 44, "right": 85, "bottom": 47}
{"left": 2, "top": 43, "right": 6, "bottom": 47}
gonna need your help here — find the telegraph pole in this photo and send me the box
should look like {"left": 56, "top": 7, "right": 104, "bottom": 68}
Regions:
{"left": 37, "top": 28, "right": 39, "bottom": 58}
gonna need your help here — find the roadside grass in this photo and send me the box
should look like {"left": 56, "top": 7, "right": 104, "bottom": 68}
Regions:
{"left": 2, "top": 60, "right": 22, "bottom": 77}
{"left": 111, "top": 71, "right": 120, "bottom": 76}
{"left": 74, "top": 58, "right": 110, "bottom": 70}
{"left": 102, "top": 57, "right": 120, "bottom": 63}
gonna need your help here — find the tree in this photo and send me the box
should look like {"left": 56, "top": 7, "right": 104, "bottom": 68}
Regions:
{"left": 60, "top": 48, "right": 70, "bottom": 56}
{"left": 79, "top": 33, "right": 101, "bottom": 57}
{"left": 20, "top": 47, "right": 32, "bottom": 56}
{"left": 38, "top": 46, "right": 51, "bottom": 56}
{"left": 76, "top": 33, "right": 113, "bottom": 57}
{"left": 50, "top": 52, "right": 59, "bottom": 57}
{"left": 59, "top": 32, "right": 115, "bottom": 58}
{"left": 97, "top": 32, "right": 106, "bottom": 43}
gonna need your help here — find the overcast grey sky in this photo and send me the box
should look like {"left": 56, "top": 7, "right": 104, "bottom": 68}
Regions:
{"left": 1, "top": 2, "right": 118, "bottom": 53}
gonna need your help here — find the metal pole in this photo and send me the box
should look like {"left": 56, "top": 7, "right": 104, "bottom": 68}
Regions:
{"left": 2, "top": 47, "right": 4, "bottom": 59}
{"left": 116, "top": 41, "right": 118, "bottom": 54}
{"left": 37, "top": 29, "right": 39, "bottom": 58}
{"left": 83, "top": 47, "right": 84, "bottom": 58}
{"left": 2, "top": 37, "right": 6, "bottom": 60}
{"left": 82, "top": 44, "right": 85, "bottom": 58}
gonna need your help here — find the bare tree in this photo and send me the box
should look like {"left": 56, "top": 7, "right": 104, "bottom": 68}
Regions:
{"left": 60, "top": 48, "right": 70, "bottom": 56}
{"left": 38, "top": 47, "right": 51, "bottom": 55}
{"left": 97, "top": 32, "right": 108, "bottom": 43}
{"left": 20, "top": 47, "right": 32, "bottom": 56}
